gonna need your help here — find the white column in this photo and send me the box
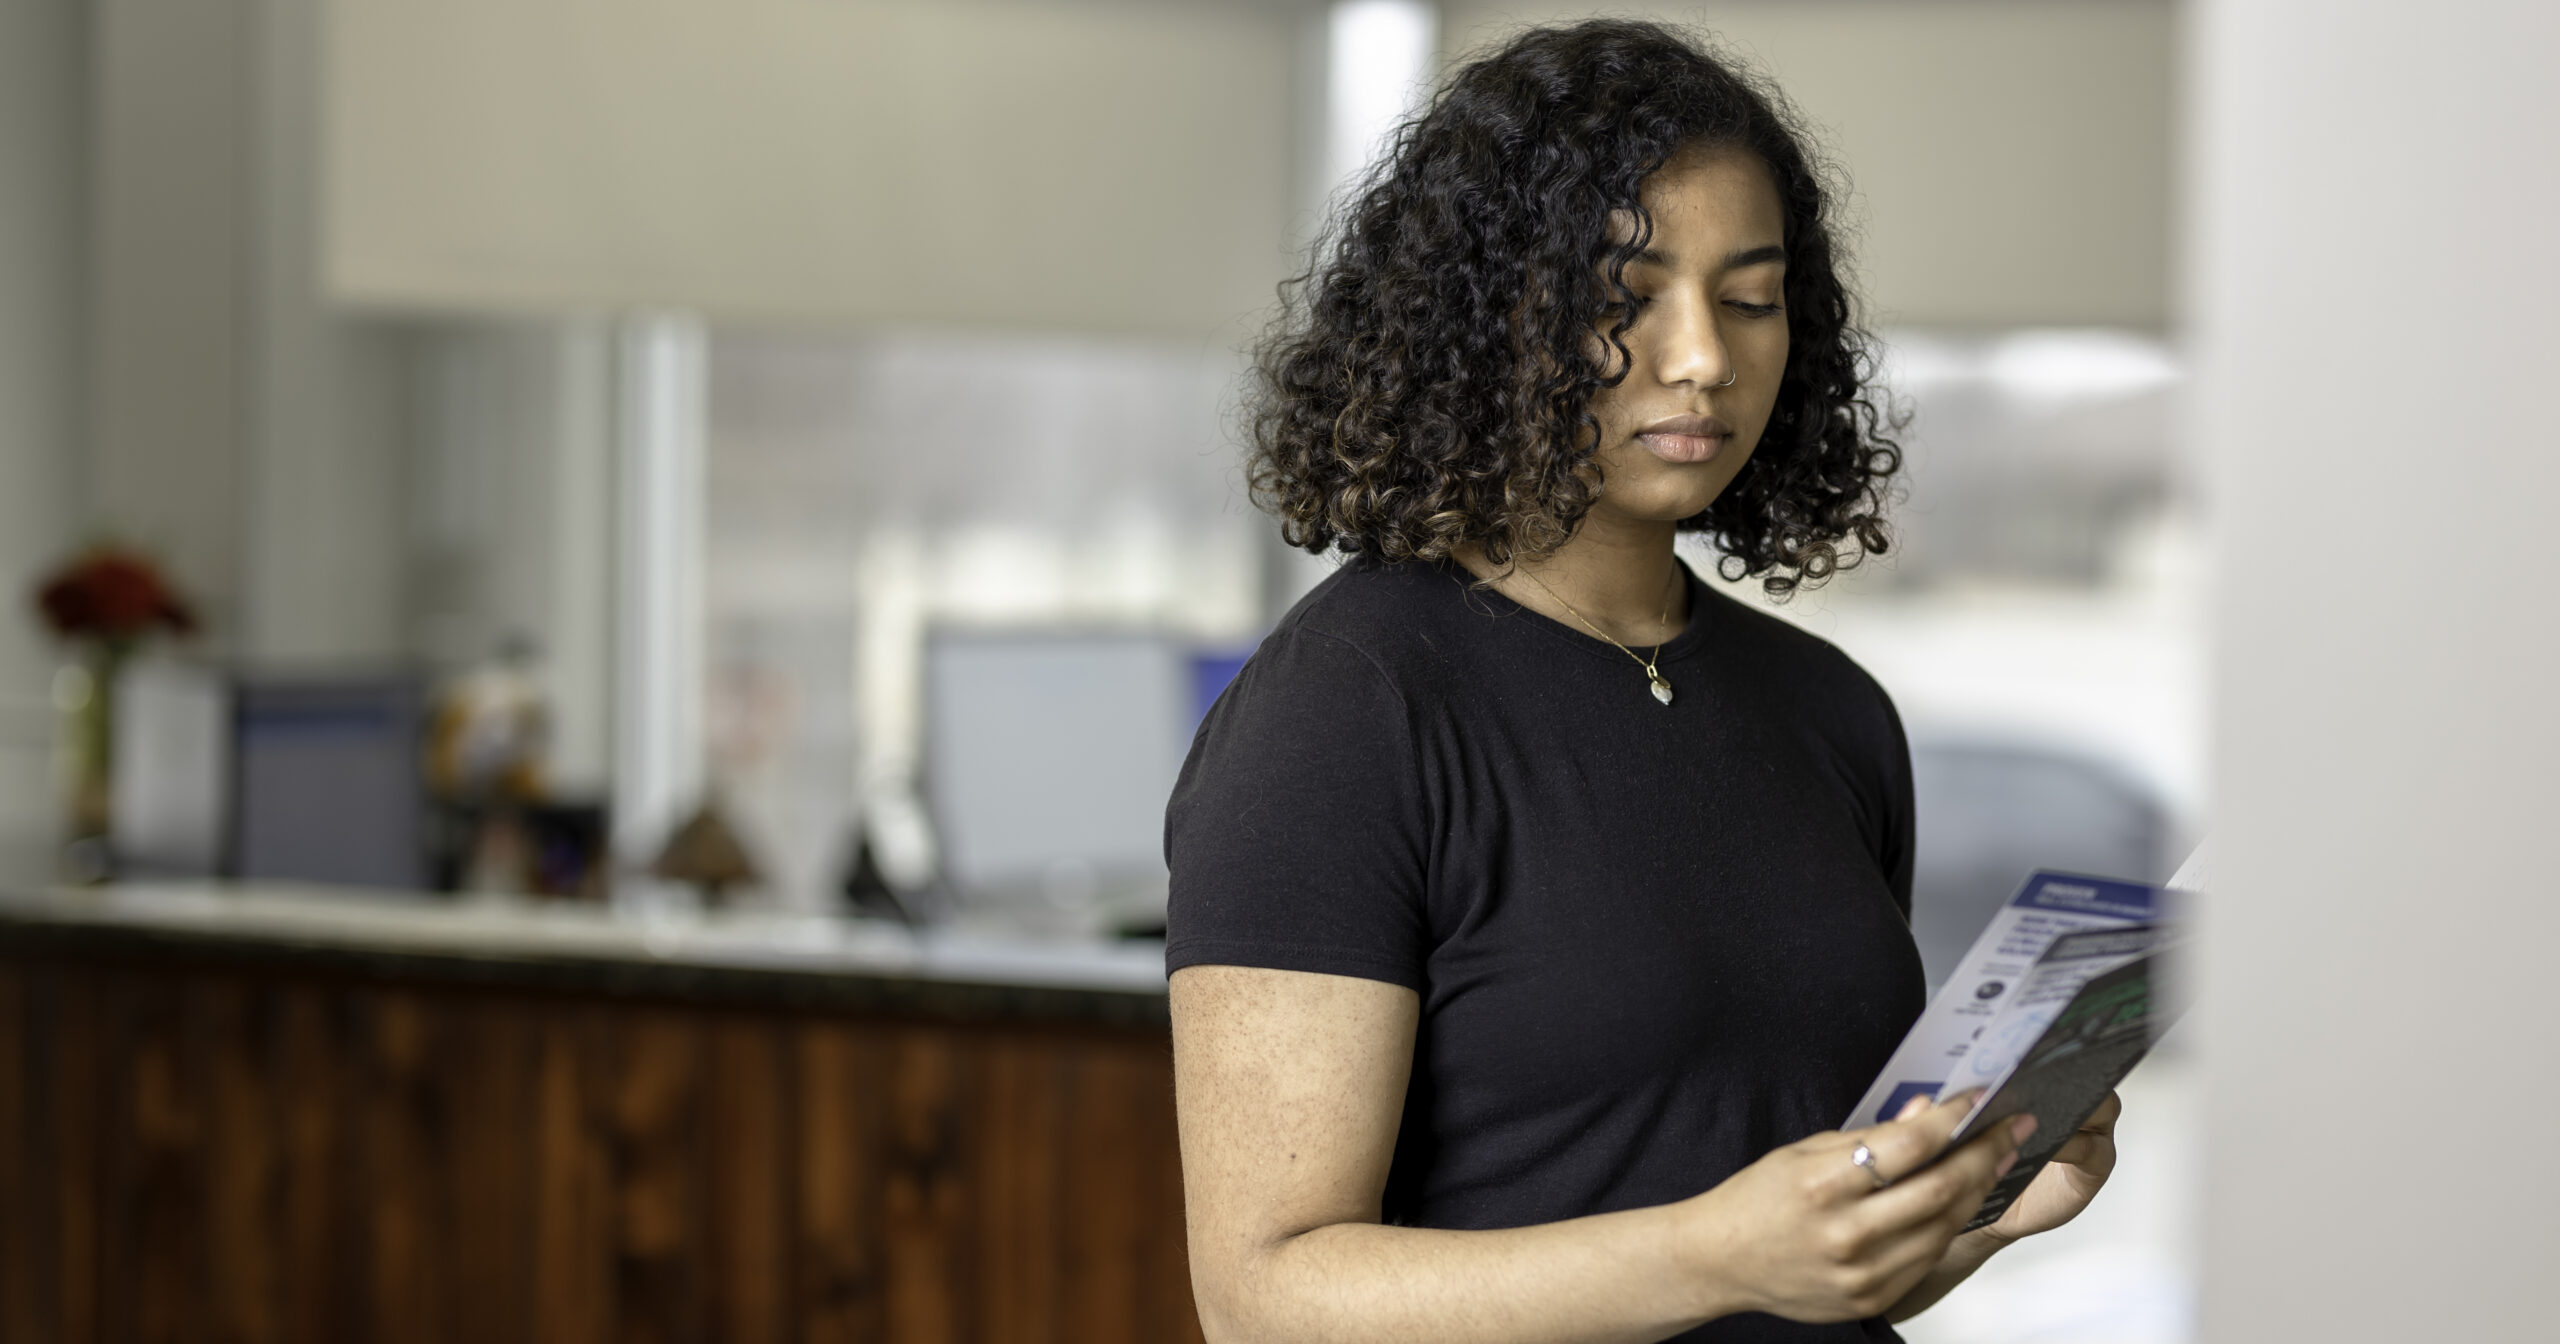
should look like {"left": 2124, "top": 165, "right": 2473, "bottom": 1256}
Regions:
{"left": 1265, "top": 0, "right": 1440, "bottom": 620}
{"left": 1325, "top": 0, "right": 1437, "bottom": 198}
{"left": 2191, "top": 2, "right": 2560, "bottom": 1339}
{"left": 611, "top": 314, "right": 708, "bottom": 868}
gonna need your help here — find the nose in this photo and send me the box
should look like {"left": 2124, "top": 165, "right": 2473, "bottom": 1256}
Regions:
{"left": 1651, "top": 295, "right": 1734, "bottom": 391}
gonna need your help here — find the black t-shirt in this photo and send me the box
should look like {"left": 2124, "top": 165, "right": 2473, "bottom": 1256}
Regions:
{"left": 1165, "top": 557, "right": 1928, "bottom": 1343}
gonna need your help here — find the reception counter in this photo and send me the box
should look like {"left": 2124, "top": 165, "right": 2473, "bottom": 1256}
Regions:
{"left": 0, "top": 884, "right": 1201, "bottom": 1343}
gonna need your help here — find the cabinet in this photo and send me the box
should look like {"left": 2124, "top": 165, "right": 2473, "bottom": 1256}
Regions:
{"left": 0, "top": 942, "right": 1202, "bottom": 1343}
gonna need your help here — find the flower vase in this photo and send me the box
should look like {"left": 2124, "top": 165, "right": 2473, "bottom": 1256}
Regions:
{"left": 61, "top": 642, "right": 127, "bottom": 861}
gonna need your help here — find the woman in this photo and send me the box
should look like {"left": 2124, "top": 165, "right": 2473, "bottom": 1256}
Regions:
{"left": 1165, "top": 20, "right": 2120, "bottom": 1343}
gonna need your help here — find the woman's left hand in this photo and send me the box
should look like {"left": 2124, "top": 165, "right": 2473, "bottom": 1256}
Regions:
{"left": 1978, "top": 1091, "right": 2121, "bottom": 1244}
{"left": 1883, "top": 1091, "right": 2125, "bottom": 1323}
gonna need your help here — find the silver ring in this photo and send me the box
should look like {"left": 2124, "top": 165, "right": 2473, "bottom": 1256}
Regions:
{"left": 1849, "top": 1143, "right": 1891, "bottom": 1190}
{"left": 1716, "top": 370, "right": 1737, "bottom": 388}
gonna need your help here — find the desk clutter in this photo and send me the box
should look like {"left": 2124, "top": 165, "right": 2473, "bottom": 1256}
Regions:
{"left": 86, "top": 627, "right": 1252, "bottom": 932}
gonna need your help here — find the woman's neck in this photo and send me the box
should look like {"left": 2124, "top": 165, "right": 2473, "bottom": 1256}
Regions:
{"left": 1458, "top": 519, "right": 1689, "bottom": 648}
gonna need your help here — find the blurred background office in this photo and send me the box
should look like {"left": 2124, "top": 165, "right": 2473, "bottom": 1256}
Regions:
{"left": 0, "top": 0, "right": 2202, "bottom": 961}
{"left": 3, "top": 1, "right": 2549, "bottom": 1342}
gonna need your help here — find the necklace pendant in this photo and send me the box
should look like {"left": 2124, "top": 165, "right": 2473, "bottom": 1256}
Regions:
{"left": 1648, "top": 673, "right": 1674, "bottom": 706}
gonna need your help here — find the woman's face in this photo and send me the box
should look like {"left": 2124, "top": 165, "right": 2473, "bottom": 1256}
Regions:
{"left": 1582, "top": 143, "right": 1791, "bottom": 529}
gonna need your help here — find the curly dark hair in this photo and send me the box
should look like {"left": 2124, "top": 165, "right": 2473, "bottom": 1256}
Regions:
{"left": 1247, "top": 19, "right": 1903, "bottom": 595}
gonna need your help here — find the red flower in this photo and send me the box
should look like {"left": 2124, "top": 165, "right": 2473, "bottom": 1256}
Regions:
{"left": 33, "top": 546, "right": 197, "bottom": 642}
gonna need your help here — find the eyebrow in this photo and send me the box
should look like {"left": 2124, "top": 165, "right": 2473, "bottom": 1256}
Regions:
{"left": 1631, "top": 244, "right": 1788, "bottom": 269}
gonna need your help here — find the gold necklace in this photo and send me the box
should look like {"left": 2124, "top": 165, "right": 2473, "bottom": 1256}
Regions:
{"left": 1518, "top": 565, "right": 1681, "bottom": 706}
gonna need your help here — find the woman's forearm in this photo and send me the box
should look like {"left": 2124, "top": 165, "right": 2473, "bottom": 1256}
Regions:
{"left": 1173, "top": 968, "right": 2027, "bottom": 1343}
{"left": 1202, "top": 1200, "right": 1744, "bottom": 1344}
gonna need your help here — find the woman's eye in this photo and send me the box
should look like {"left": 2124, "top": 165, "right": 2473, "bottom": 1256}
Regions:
{"left": 1727, "top": 300, "right": 1784, "bottom": 317}
{"left": 1600, "top": 295, "right": 1654, "bottom": 326}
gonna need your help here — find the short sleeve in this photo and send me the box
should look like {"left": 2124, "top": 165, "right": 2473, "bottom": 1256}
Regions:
{"left": 1163, "top": 625, "right": 1432, "bottom": 991}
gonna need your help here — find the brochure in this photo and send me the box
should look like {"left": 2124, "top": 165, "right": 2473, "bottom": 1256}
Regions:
{"left": 1848, "top": 855, "right": 2203, "bottom": 1230}
{"left": 1940, "top": 925, "right": 2176, "bottom": 1230}
{"left": 1849, "top": 870, "right": 2170, "bottom": 1127}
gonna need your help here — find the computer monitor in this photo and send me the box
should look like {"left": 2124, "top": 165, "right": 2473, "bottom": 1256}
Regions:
{"left": 922, "top": 628, "right": 1198, "bottom": 918}
{"left": 231, "top": 676, "right": 430, "bottom": 890}
{"left": 110, "top": 664, "right": 430, "bottom": 890}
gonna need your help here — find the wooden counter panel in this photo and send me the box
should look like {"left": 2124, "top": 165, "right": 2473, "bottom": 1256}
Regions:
{"left": 0, "top": 959, "right": 1203, "bottom": 1344}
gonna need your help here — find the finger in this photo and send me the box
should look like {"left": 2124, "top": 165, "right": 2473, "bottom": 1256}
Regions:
{"left": 1858, "top": 1127, "right": 2009, "bottom": 1237}
{"left": 1847, "top": 1092, "right": 1987, "bottom": 1189}
{"left": 1857, "top": 1114, "right": 2033, "bottom": 1235}
{"left": 2082, "top": 1091, "right": 2123, "bottom": 1133}
{"left": 1895, "top": 1092, "right": 1933, "bottom": 1122}
{"left": 2046, "top": 1131, "right": 2117, "bottom": 1180}
{"left": 2047, "top": 1131, "right": 2108, "bottom": 1167}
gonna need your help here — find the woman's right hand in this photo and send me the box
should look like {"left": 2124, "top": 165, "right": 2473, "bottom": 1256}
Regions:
{"left": 1676, "top": 1094, "right": 2036, "bottom": 1324}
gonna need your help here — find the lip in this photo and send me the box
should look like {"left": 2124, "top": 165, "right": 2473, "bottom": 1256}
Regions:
{"left": 1636, "top": 414, "right": 1733, "bottom": 465}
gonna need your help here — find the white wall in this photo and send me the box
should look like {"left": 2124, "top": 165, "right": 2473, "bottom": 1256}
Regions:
{"left": 1437, "top": 1, "right": 2177, "bottom": 329}
{"left": 88, "top": 0, "right": 253, "bottom": 638}
{"left": 2190, "top": 1, "right": 2560, "bottom": 1338}
{"left": 89, "top": 0, "right": 408, "bottom": 666}
{"left": 323, "top": 0, "right": 1306, "bottom": 337}
{"left": 0, "top": 0, "right": 89, "bottom": 865}
{"left": 327, "top": 0, "right": 2179, "bottom": 331}
{"left": 238, "top": 0, "right": 408, "bottom": 665}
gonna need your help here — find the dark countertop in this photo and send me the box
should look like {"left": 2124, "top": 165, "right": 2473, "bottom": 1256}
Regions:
{"left": 0, "top": 882, "right": 1172, "bottom": 1029}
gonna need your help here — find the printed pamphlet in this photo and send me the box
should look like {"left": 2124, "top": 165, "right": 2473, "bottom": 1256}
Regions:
{"left": 1849, "top": 851, "right": 2205, "bottom": 1229}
